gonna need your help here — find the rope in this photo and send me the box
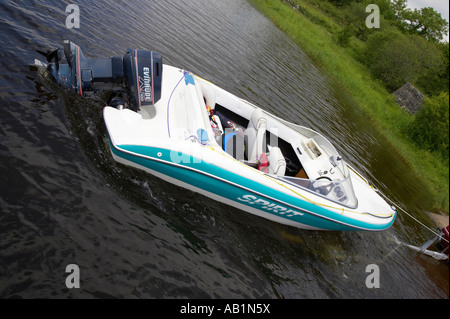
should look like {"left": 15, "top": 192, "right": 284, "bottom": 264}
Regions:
{"left": 378, "top": 190, "right": 449, "bottom": 244}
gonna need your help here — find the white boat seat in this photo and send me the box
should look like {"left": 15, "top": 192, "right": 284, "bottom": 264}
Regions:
{"left": 268, "top": 146, "right": 286, "bottom": 176}
{"left": 201, "top": 81, "right": 216, "bottom": 109}
{"left": 246, "top": 108, "right": 267, "bottom": 163}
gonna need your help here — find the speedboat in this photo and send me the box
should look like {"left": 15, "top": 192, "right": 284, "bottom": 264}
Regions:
{"left": 35, "top": 41, "right": 396, "bottom": 231}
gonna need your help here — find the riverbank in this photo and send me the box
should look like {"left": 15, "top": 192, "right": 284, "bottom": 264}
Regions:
{"left": 249, "top": 0, "right": 449, "bottom": 213}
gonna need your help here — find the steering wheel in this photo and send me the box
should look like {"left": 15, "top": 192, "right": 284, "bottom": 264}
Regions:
{"left": 313, "top": 176, "right": 333, "bottom": 196}
{"left": 315, "top": 176, "right": 332, "bottom": 181}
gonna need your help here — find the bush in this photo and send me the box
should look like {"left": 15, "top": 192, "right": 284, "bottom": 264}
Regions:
{"left": 415, "top": 42, "right": 449, "bottom": 96}
{"left": 335, "top": 24, "right": 355, "bottom": 47}
{"left": 408, "top": 92, "right": 449, "bottom": 158}
{"left": 364, "top": 29, "right": 444, "bottom": 92}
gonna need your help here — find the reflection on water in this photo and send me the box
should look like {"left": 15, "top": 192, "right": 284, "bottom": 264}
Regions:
{"left": 0, "top": 0, "right": 447, "bottom": 298}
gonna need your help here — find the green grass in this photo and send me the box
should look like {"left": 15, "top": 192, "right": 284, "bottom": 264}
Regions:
{"left": 249, "top": 0, "right": 449, "bottom": 212}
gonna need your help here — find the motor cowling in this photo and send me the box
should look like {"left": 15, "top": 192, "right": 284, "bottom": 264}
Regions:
{"left": 123, "top": 49, "right": 162, "bottom": 109}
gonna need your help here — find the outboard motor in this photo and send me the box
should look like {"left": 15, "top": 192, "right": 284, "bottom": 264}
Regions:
{"left": 37, "top": 40, "right": 163, "bottom": 110}
{"left": 123, "top": 48, "right": 162, "bottom": 109}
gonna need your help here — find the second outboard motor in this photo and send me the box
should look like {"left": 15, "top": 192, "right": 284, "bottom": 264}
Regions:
{"left": 39, "top": 40, "right": 163, "bottom": 111}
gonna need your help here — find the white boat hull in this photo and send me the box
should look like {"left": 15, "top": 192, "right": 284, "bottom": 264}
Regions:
{"left": 104, "top": 64, "right": 396, "bottom": 231}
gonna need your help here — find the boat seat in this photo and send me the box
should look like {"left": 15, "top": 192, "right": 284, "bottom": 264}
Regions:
{"left": 268, "top": 146, "right": 286, "bottom": 176}
{"left": 201, "top": 81, "right": 216, "bottom": 110}
{"left": 246, "top": 108, "right": 267, "bottom": 163}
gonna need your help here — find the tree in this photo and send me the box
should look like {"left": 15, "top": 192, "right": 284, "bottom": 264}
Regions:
{"left": 364, "top": 29, "right": 444, "bottom": 91}
{"left": 373, "top": 0, "right": 449, "bottom": 43}
{"left": 408, "top": 92, "right": 449, "bottom": 158}
{"left": 416, "top": 42, "right": 449, "bottom": 95}
{"left": 401, "top": 7, "right": 449, "bottom": 43}
{"left": 390, "top": 0, "right": 408, "bottom": 20}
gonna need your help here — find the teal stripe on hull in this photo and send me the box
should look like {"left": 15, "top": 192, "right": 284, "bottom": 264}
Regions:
{"left": 110, "top": 143, "right": 395, "bottom": 231}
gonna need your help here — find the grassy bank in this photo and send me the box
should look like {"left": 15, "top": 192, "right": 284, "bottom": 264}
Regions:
{"left": 249, "top": 0, "right": 449, "bottom": 212}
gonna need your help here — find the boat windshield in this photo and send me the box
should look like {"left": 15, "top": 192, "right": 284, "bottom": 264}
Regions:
{"left": 267, "top": 115, "right": 358, "bottom": 208}
{"left": 277, "top": 172, "right": 358, "bottom": 208}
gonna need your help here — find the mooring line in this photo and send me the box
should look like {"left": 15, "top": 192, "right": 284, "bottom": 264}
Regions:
{"left": 378, "top": 190, "right": 448, "bottom": 244}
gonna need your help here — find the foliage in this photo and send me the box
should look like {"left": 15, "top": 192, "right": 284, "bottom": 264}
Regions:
{"left": 364, "top": 29, "right": 445, "bottom": 92}
{"left": 335, "top": 24, "right": 356, "bottom": 47}
{"left": 408, "top": 93, "right": 450, "bottom": 159}
{"left": 315, "top": 0, "right": 449, "bottom": 95}
{"left": 397, "top": 6, "right": 449, "bottom": 43}
{"left": 345, "top": 0, "right": 449, "bottom": 43}
{"left": 249, "top": 0, "right": 449, "bottom": 212}
{"left": 415, "top": 42, "right": 449, "bottom": 96}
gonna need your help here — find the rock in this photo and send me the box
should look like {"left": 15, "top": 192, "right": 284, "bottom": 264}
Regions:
{"left": 393, "top": 82, "right": 425, "bottom": 115}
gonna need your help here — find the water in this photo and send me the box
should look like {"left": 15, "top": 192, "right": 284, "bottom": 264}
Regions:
{"left": 0, "top": 0, "right": 447, "bottom": 299}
